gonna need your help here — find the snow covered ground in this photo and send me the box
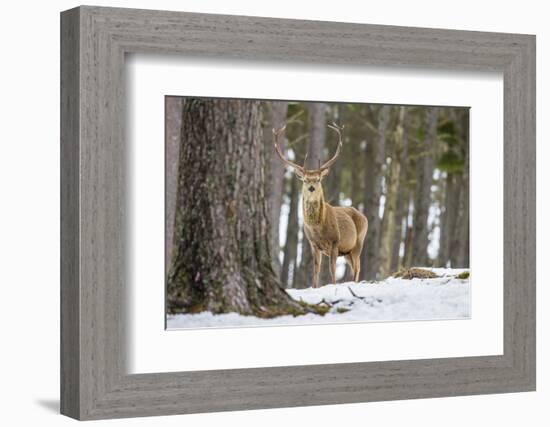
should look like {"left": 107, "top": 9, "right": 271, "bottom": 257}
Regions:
{"left": 167, "top": 268, "right": 470, "bottom": 329}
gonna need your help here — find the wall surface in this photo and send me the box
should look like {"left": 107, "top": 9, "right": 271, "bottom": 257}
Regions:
{"left": 0, "top": 0, "right": 547, "bottom": 425}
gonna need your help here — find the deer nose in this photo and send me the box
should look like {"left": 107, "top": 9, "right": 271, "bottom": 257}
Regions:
{"left": 308, "top": 186, "right": 315, "bottom": 192}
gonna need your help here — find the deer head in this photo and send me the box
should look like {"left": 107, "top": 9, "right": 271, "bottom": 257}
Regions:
{"left": 273, "top": 123, "right": 343, "bottom": 200}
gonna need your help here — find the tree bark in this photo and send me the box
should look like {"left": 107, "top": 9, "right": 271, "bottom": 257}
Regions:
{"left": 165, "top": 97, "right": 183, "bottom": 272}
{"left": 296, "top": 102, "right": 326, "bottom": 287}
{"left": 438, "top": 172, "right": 459, "bottom": 267}
{"left": 324, "top": 105, "right": 344, "bottom": 205}
{"left": 453, "top": 110, "right": 470, "bottom": 267}
{"left": 167, "top": 99, "right": 303, "bottom": 317}
{"left": 411, "top": 107, "right": 439, "bottom": 266}
{"left": 379, "top": 107, "right": 407, "bottom": 278}
{"left": 390, "top": 187, "right": 408, "bottom": 272}
{"left": 361, "top": 105, "right": 390, "bottom": 280}
{"left": 391, "top": 109, "right": 412, "bottom": 273}
{"left": 266, "top": 101, "right": 289, "bottom": 275}
{"left": 294, "top": 215, "right": 312, "bottom": 288}
{"left": 281, "top": 176, "right": 300, "bottom": 287}
{"left": 304, "top": 102, "right": 326, "bottom": 169}
{"left": 320, "top": 105, "right": 344, "bottom": 284}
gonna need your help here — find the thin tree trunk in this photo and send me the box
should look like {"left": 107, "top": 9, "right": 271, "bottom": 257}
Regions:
{"left": 360, "top": 122, "right": 376, "bottom": 279}
{"left": 457, "top": 183, "right": 470, "bottom": 267}
{"left": 453, "top": 110, "right": 470, "bottom": 267}
{"left": 281, "top": 176, "right": 300, "bottom": 287}
{"left": 391, "top": 109, "right": 412, "bottom": 273}
{"left": 320, "top": 105, "right": 343, "bottom": 284}
{"left": 350, "top": 138, "right": 363, "bottom": 207}
{"left": 379, "top": 107, "right": 407, "bottom": 278}
{"left": 296, "top": 102, "right": 326, "bottom": 287}
{"left": 411, "top": 107, "right": 439, "bottom": 266}
{"left": 325, "top": 105, "right": 344, "bottom": 205}
{"left": 346, "top": 109, "right": 364, "bottom": 280}
{"left": 390, "top": 186, "right": 408, "bottom": 272}
{"left": 167, "top": 99, "right": 303, "bottom": 317}
{"left": 165, "top": 97, "right": 183, "bottom": 272}
{"left": 361, "top": 105, "right": 390, "bottom": 280}
{"left": 305, "top": 102, "right": 326, "bottom": 169}
{"left": 266, "top": 101, "right": 289, "bottom": 275}
{"left": 438, "top": 172, "right": 460, "bottom": 267}
{"left": 294, "top": 226, "right": 312, "bottom": 289}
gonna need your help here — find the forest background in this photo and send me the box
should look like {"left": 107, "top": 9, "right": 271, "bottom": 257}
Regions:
{"left": 166, "top": 99, "right": 470, "bottom": 291}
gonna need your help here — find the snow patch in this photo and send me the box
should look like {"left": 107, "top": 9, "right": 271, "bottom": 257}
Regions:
{"left": 167, "top": 268, "right": 470, "bottom": 329}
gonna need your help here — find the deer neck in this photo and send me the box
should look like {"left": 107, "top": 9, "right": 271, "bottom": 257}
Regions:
{"left": 302, "top": 189, "right": 325, "bottom": 226}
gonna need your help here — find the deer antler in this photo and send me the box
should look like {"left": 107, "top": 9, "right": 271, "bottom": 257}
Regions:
{"left": 273, "top": 125, "right": 305, "bottom": 175}
{"left": 320, "top": 123, "right": 344, "bottom": 171}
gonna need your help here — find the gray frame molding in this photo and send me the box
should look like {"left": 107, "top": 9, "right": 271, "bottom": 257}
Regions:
{"left": 60, "top": 5, "right": 536, "bottom": 420}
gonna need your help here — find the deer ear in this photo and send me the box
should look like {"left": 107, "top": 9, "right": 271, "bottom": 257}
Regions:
{"left": 320, "top": 168, "right": 330, "bottom": 179}
{"left": 294, "top": 168, "right": 305, "bottom": 179}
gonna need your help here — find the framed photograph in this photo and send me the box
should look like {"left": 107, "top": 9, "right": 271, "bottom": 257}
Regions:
{"left": 61, "top": 5, "right": 536, "bottom": 420}
{"left": 164, "top": 97, "right": 472, "bottom": 330}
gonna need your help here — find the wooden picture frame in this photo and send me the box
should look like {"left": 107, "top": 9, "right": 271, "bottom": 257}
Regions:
{"left": 60, "top": 5, "right": 536, "bottom": 420}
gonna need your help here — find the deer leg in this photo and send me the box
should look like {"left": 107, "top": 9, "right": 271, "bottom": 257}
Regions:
{"left": 352, "top": 239, "right": 365, "bottom": 282}
{"left": 312, "top": 246, "right": 321, "bottom": 288}
{"left": 350, "top": 253, "right": 361, "bottom": 282}
{"left": 353, "top": 253, "right": 360, "bottom": 282}
{"left": 329, "top": 246, "right": 338, "bottom": 284}
{"left": 345, "top": 255, "right": 354, "bottom": 281}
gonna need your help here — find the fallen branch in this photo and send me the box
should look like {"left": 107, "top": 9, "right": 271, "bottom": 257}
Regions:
{"left": 347, "top": 286, "right": 381, "bottom": 306}
{"left": 347, "top": 286, "right": 364, "bottom": 300}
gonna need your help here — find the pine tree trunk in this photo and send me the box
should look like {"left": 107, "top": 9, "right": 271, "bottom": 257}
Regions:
{"left": 350, "top": 139, "right": 363, "bottom": 208}
{"left": 456, "top": 179, "right": 470, "bottom": 267}
{"left": 449, "top": 184, "right": 464, "bottom": 267}
{"left": 361, "top": 105, "right": 390, "bottom": 280}
{"left": 266, "top": 101, "right": 289, "bottom": 275}
{"left": 438, "top": 172, "right": 460, "bottom": 267}
{"left": 360, "top": 124, "right": 376, "bottom": 280}
{"left": 402, "top": 186, "right": 415, "bottom": 269}
{"left": 281, "top": 176, "right": 300, "bottom": 287}
{"left": 390, "top": 187, "right": 408, "bottom": 272}
{"left": 453, "top": 110, "right": 470, "bottom": 267}
{"left": 391, "top": 112, "right": 412, "bottom": 273}
{"left": 320, "top": 106, "right": 343, "bottom": 284}
{"left": 167, "top": 99, "right": 303, "bottom": 317}
{"left": 411, "top": 107, "right": 439, "bottom": 266}
{"left": 295, "top": 236, "right": 312, "bottom": 289}
{"left": 379, "top": 107, "right": 407, "bottom": 278}
{"left": 296, "top": 102, "right": 326, "bottom": 287}
{"left": 346, "top": 108, "right": 364, "bottom": 280}
{"left": 324, "top": 105, "right": 344, "bottom": 205}
{"left": 305, "top": 102, "right": 326, "bottom": 169}
{"left": 165, "top": 97, "right": 183, "bottom": 272}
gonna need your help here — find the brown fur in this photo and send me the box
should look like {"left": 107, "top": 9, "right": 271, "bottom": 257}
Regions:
{"left": 301, "top": 172, "right": 368, "bottom": 287}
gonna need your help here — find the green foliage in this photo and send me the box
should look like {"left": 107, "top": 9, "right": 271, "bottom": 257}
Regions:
{"left": 456, "top": 271, "right": 470, "bottom": 280}
{"left": 437, "top": 150, "right": 464, "bottom": 173}
{"left": 297, "top": 300, "right": 330, "bottom": 316}
{"left": 437, "top": 119, "right": 459, "bottom": 145}
{"left": 436, "top": 116, "right": 465, "bottom": 173}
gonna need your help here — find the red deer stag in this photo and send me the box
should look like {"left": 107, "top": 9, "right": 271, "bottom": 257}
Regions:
{"left": 274, "top": 123, "right": 368, "bottom": 288}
